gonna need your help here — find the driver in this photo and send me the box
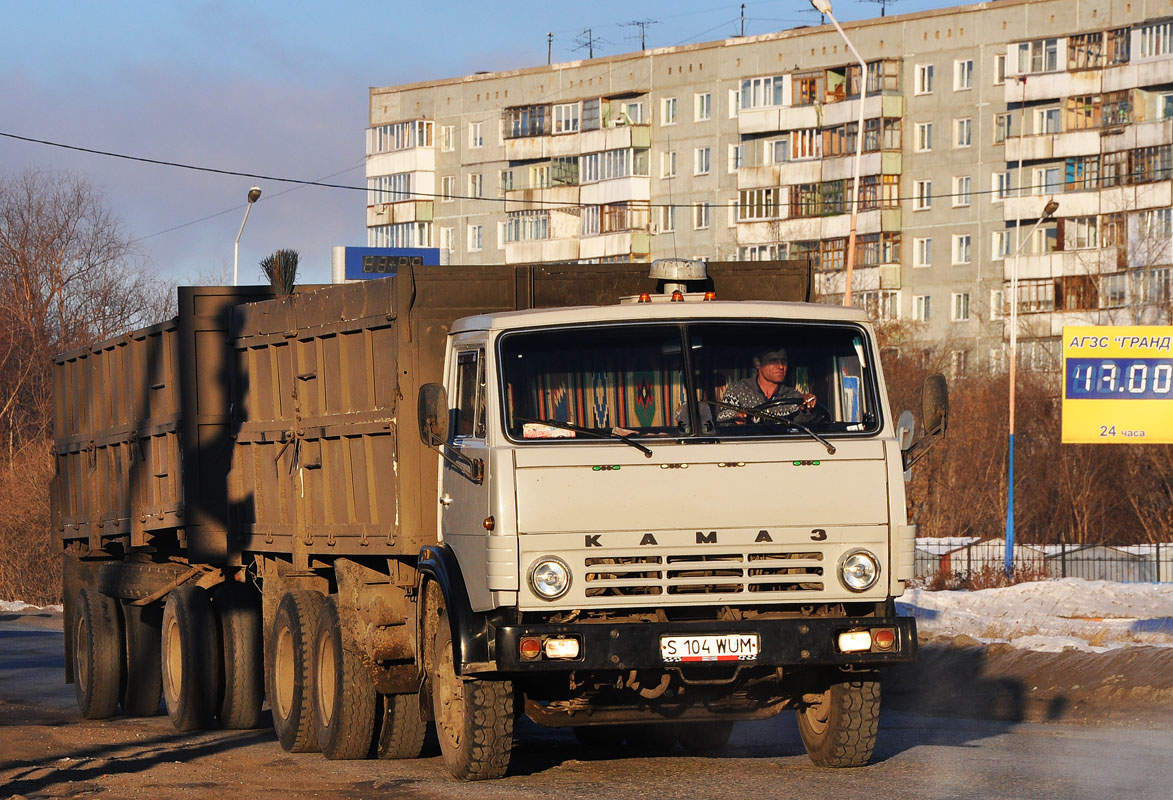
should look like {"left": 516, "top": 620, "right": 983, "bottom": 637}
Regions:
{"left": 717, "top": 346, "right": 816, "bottom": 423}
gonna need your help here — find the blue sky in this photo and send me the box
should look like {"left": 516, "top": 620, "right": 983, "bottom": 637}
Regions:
{"left": 0, "top": 0, "right": 956, "bottom": 285}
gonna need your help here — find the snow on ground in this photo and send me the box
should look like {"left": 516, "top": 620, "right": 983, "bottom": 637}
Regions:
{"left": 5, "top": 579, "right": 1173, "bottom": 654}
{"left": 898, "top": 578, "right": 1173, "bottom": 653}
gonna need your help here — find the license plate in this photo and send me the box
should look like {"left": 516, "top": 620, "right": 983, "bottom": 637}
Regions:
{"left": 659, "top": 633, "right": 759, "bottom": 663}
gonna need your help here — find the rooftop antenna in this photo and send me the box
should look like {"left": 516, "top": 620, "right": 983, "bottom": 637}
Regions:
{"left": 547, "top": 32, "right": 553, "bottom": 64}
{"left": 862, "top": 0, "right": 901, "bottom": 17}
{"left": 573, "top": 28, "right": 605, "bottom": 59}
{"left": 621, "top": 19, "right": 659, "bottom": 51}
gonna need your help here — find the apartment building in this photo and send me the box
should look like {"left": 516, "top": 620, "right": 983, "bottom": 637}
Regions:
{"left": 366, "top": 0, "right": 1173, "bottom": 373}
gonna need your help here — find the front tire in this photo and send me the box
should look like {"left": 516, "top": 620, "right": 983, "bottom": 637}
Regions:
{"left": 312, "top": 596, "right": 378, "bottom": 759}
{"left": 162, "top": 585, "right": 221, "bottom": 731}
{"left": 73, "top": 588, "right": 124, "bottom": 720}
{"left": 795, "top": 673, "right": 880, "bottom": 767}
{"left": 431, "top": 608, "right": 514, "bottom": 780}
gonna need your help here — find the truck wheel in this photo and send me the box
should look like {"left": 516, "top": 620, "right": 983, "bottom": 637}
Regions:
{"left": 432, "top": 609, "right": 514, "bottom": 780}
{"left": 312, "top": 596, "right": 377, "bottom": 759}
{"left": 162, "top": 585, "right": 220, "bottom": 731}
{"left": 678, "top": 720, "right": 734, "bottom": 754}
{"left": 120, "top": 601, "right": 162, "bottom": 717}
{"left": 377, "top": 692, "right": 428, "bottom": 760}
{"left": 268, "top": 590, "right": 326, "bottom": 752}
{"left": 795, "top": 673, "right": 880, "bottom": 768}
{"left": 212, "top": 581, "right": 264, "bottom": 729}
{"left": 73, "top": 588, "right": 124, "bottom": 719}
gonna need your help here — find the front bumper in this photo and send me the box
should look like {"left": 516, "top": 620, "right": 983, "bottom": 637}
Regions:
{"left": 494, "top": 614, "right": 916, "bottom": 672}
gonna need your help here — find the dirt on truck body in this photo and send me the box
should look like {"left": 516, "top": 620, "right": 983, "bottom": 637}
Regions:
{"left": 50, "top": 259, "right": 946, "bottom": 780}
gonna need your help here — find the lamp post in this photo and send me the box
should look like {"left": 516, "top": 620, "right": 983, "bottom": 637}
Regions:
{"left": 809, "top": 0, "right": 866, "bottom": 307}
{"left": 233, "top": 186, "right": 263, "bottom": 286}
{"left": 1005, "top": 198, "right": 1059, "bottom": 576}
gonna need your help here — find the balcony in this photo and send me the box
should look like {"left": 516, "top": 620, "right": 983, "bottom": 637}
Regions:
{"left": 365, "top": 200, "right": 433, "bottom": 228}
{"left": 1005, "top": 249, "right": 1123, "bottom": 281}
{"left": 580, "top": 177, "right": 651, "bottom": 207}
{"left": 1103, "top": 56, "right": 1173, "bottom": 92}
{"left": 504, "top": 238, "right": 580, "bottom": 264}
{"left": 821, "top": 151, "right": 901, "bottom": 183}
{"left": 1004, "top": 135, "right": 1055, "bottom": 162}
{"left": 815, "top": 263, "right": 900, "bottom": 297}
{"left": 737, "top": 164, "right": 781, "bottom": 190}
{"left": 505, "top": 125, "right": 652, "bottom": 161}
{"left": 580, "top": 231, "right": 650, "bottom": 260}
{"left": 1003, "top": 70, "right": 1101, "bottom": 104}
{"left": 366, "top": 148, "right": 435, "bottom": 178}
{"left": 504, "top": 183, "right": 579, "bottom": 213}
{"left": 820, "top": 94, "right": 903, "bottom": 128}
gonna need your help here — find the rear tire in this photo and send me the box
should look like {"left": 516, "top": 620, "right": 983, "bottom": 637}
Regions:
{"left": 120, "top": 601, "right": 162, "bottom": 717}
{"left": 377, "top": 692, "right": 428, "bottom": 760}
{"left": 796, "top": 673, "right": 880, "bottom": 768}
{"left": 432, "top": 608, "right": 514, "bottom": 780}
{"left": 73, "top": 588, "right": 124, "bottom": 720}
{"left": 162, "top": 585, "right": 220, "bottom": 731}
{"left": 267, "top": 590, "right": 326, "bottom": 752}
{"left": 212, "top": 581, "right": 264, "bottom": 729}
{"left": 312, "top": 596, "right": 378, "bottom": 759}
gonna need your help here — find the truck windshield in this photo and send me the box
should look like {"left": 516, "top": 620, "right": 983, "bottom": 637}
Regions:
{"left": 498, "top": 321, "right": 879, "bottom": 442}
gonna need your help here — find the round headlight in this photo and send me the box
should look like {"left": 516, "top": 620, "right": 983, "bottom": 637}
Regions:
{"left": 839, "top": 550, "right": 880, "bottom": 592}
{"left": 529, "top": 557, "right": 571, "bottom": 601}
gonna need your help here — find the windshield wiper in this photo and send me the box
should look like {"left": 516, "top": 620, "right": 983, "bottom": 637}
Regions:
{"left": 699, "top": 399, "right": 836, "bottom": 455}
{"left": 513, "top": 416, "right": 654, "bottom": 458}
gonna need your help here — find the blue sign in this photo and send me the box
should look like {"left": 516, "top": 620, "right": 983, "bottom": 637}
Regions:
{"left": 342, "top": 247, "right": 440, "bottom": 281}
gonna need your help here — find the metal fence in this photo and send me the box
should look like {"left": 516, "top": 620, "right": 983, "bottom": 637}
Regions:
{"left": 914, "top": 538, "right": 1173, "bottom": 583}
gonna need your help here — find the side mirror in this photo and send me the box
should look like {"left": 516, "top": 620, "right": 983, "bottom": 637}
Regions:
{"left": 418, "top": 383, "right": 449, "bottom": 446}
{"left": 896, "top": 410, "right": 915, "bottom": 451}
{"left": 922, "top": 373, "right": 949, "bottom": 438}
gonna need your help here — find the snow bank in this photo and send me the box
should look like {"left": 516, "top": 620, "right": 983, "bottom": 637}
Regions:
{"left": 0, "top": 600, "right": 63, "bottom": 614}
{"left": 898, "top": 578, "right": 1173, "bottom": 653}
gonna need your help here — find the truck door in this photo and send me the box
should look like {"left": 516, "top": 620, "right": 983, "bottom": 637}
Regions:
{"left": 440, "top": 347, "right": 492, "bottom": 597}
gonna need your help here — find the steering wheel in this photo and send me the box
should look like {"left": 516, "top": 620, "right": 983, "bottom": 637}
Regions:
{"left": 754, "top": 397, "right": 832, "bottom": 426}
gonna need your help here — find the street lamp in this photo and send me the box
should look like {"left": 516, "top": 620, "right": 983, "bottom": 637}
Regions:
{"left": 233, "top": 186, "right": 263, "bottom": 286}
{"left": 809, "top": 0, "right": 866, "bottom": 307}
{"left": 1005, "top": 198, "right": 1059, "bottom": 575}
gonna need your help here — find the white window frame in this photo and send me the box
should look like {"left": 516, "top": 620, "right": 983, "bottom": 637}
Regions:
{"left": 467, "top": 223, "right": 483, "bottom": 252}
{"left": 913, "top": 180, "right": 932, "bottom": 211}
{"left": 440, "top": 125, "right": 455, "bottom": 152}
{"left": 989, "top": 290, "right": 1005, "bottom": 320}
{"left": 951, "top": 292, "right": 971, "bottom": 321}
{"left": 1033, "top": 166, "right": 1061, "bottom": 195}
{"left": 553, "top": 103, "right": 581, "bottom": 134}
{"left": 693, "top": 202, "right": 710, "bottom": 230}
{"left": 441, "top": 175, "right": 455, "bottom": 202}
{"left": 915, "top": 63, "right": 934, "bottom": 95}
{"left": 439, "top": 226, "right": 454, "bottom": 252}
{"left": 661, "top": 204, "right": 676, "bottom": 233}
{"left": 914, "top": 237, "right": 932, "bottom": 268}
{"left": 1033, "top": 107, "right": 1060, "bottom": 134}
{"left": 728, "top": 143, "right": 744, "bottom": 173}
{"left": 952, "top": 234, "right": 972, "bottom": 265}
{"left": 992, "top": 172, "right": 1010, "bottom": 202}
{"left": 913, "top": 295, "right": 932, "bottom": 321}
{"left": 954, "top": 59, "right": 974, "bottom": 91}
{"left": 991, "top": 230, "right": 1011, "bottom": 260}
{"left": 661, "top": 97, "right": 678, "bottom": 125}
{"left": 469, "top": 121, "right": 484, "bottom": 149}
{"left": 694, "top": 146, "right": 711, "bottom": 176}
{"left": 661, "top": 150, "right": 677, "bottom": 179}
{"left": 953, "top": 175, "right": 972, "bottom": 207}
{"left": 994, "top": 53, "right": 1007, "bottom": 85}
{"left": 468, "top": 173, "right": 483, "bottom": 198}
{"left": 915, "top": 122, "right": 933, "bottom": 152}
{"left": 695, "top": 92, "right": 712, "bottom": 121}
{"left": 954, "top": 117, "right": 972, "bottom": 148}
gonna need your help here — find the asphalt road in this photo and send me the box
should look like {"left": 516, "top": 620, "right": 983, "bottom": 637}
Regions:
{"left": 3, "top": 613, "right": 1171, "bottom": 800}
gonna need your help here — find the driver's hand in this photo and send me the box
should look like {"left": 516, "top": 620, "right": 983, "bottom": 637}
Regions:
{"left": 802, "top": 393, "right": 816, "bottom": 409}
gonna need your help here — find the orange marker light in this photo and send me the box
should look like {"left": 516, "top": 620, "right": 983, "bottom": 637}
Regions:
{"left": 703, "top": 291, "right": 717, "bottom": 301}
{"left": 483, "top": 516, "right": 495, "bottom": 531}
{"left": 519, "top": 637, "right": 542, "bottom": 659}
{"left": 872, "top": 628, "right": 896, "bottom": 650}
{"left": 670, "top": 290, "right": 685, "bottom": 302}
{"left": 638, "top": 293, "right": 652, "bottom": 304}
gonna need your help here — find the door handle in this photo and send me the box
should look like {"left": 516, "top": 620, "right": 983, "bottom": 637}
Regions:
{"left": 439, "top": 493, "right": 453, "bottom": 507}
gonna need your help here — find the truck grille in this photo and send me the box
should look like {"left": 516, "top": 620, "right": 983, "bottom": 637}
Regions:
{"left": 583, "top": 551, "right": 825, "bottom": 597}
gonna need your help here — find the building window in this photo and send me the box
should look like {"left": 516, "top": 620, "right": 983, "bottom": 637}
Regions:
{"left": 954, "top": 118, "right": 972, "bottom": 148}
{"left": 693, "top": 202, "right": 710, "bottom": 230}
{"left": 440, "top": 125, "right": 455, "bottom": 152}
{"left": 368, "top": 173, "right": 412, "bottom": 205}
{"left": 954, "top": 59, "right": 974, "bottom": 90}
{"left": 469, "top": 122, "right": 484, "bottom": 148}
{"left": 989, "top": 289, "right": 1005, "bottom": 320}
{"left": 469, "top": 173, "right": 483, "bottom": 198}
{"left": 994, "top": 53, "right": 1007, "bottom": 84}
{"left": 1139, "top": 21, "right": 1173, "bottom": 58}
{"left": 661, "top": 97, "right": 677, "bottom": 125}
{"left": 1138, "top": 207, "right": 1173, "bottom": 239}
{"left": 368, "top": 120, "right": 434, "bottom": 154}
{"left": 913, "top": 295, "right": 932, "bottom": 321}
{"left": 439, "top": 226, "right": 454, "bottom": 252}
{"left": 467, "top": 224, "right": 483, "bottom": 252}
{"left": 915, "top": 122, "right": 933, "bottom": 152}
{"left": 992, "top": 172, "right": 1010, "bottom": 202}
{"left": 950, "top": 350, "right": 969, "bottom": 378}
{"left": 661, "top": 150, "right": 677, "bottom": 179}
{"left": 1033, "top": 107, "right": 1060, "bottom": 134}
{"left": 1101, "top": 273, "right": 1127, "bottom": 308}
{"left": 695, "top": 92, "right": 712, "bottom": 121}
{"left": 915, "top": 63, "right": 934, "bottom": 94}
{"left": 951, "top": 293, "right": 971, "bottom": 321}
{"left": 694, "top": 147, "right": 711, "bottom": 175}
{"left": 581, "top": 206, "right": 600, "bottom": 236}
{"left": 660, "top": 204, "right": 676, "bottom": 232}
{"left": 913, "top": 180, "right": 932, "bottom": 210}
{"left": 1065, "top": 216, "right": 1099, "bottom": 250}
{"left": 953, "top": 175, "right": 972, "bottom": 207}
{"left": 738, "top": 188, "right": 781, "bottom": 221}
{"left": 1033, "top": 166, "right": 1061, "bottom": 195}
{"left": 441, "top": 175, "right": 455, "bottom": 202}
{"left": 952, "top": 234, "right": 972, "bottom": 265}
{"left": 791, "top": 128, "right": 821, "bottom": 160}
{"left": 554, "top": 103, "right": 580, "bottom": 134}
{"left": 994, "top": 112, "right": 1013, "bottom": 143}
{"left": 1065, "top": 155, "right": 1099, "bottom": 191}
{"left": 505, "top": 210, "right": 549, "bottom": 242}
{"left": 1131, "top": 145, "right": 1173, "bottom": 183}
{"left": 728, "top": 143, "right": 744, "bottom": 172}
{"left": 1144, "top": 267, "right": 1172, "bottom": 304}
{"left": 992, "top": 230, "right": 1011, "bottom": 261}
{"left": 1018, "top": 38, "right": 1059, "bottom": 73}
{"left": 741, "top": 74, "right": 787, "bottom": 109}
{"left": 499, "top": 170, "right": 514, "bottom": 194}
{"left": 819, "top": 238, "right": 847, "bottom": 272}
{"left": 768, "top": 137, "right": 789, "bottom": 164}
{"left": 914, "top": 237, "right": 932, "bottom": 267}
{"left": 1017, "top": 279, "right": 1055, "bottom": 313}
{"left": 794, "top": 71, "right": 823, "bottom": 106}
